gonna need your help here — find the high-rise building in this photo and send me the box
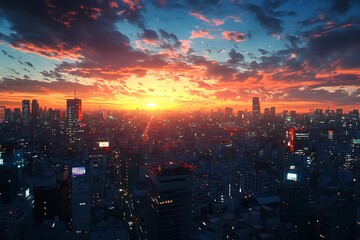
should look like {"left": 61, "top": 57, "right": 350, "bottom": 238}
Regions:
{"left": 335, "top": 108, "right": 343, "bottom": 117}
{"left": 270, "top": 106, "right": 276, "bottom": 117}
{"left": 0, "top": 106, "right": 5, "bottom": 124}
{"left": 13, "top": 108, "right": 21, "bottom": 124}
{"left": 224, "top": 107, "right": 233, "bottom": 119}
{"left": 287, "top": 128, "right": 310, "bottom": 154}
{"left": 4, "top": 108, "right": 11, "bottom": 123}
{"left": 31, "top": 99, "right": 39, "bottom": 125}
{"left": 71, "top": 166, "right": 90, "bottom": 236}
{"left": 22, "top": 100, "right": 30, "bottom": 126}
{"left": 145, "top": 162, "right": 192, "bottom": 240}
{"left": 280, "top": 181, "right": 309, "bottom": 237}
{"left": 264, "top": 108, "right": 270, "bottom": 117}
{"left": 252, "top": 97, "right": 260, "bottom": 118}
{"left": 66, "top": 96, "right": 82, "bottom": 143}
{"left": 314, "top": 109, "right": 323, "bottom": 117}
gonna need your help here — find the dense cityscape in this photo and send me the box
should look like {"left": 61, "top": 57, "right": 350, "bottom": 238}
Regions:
{"left": 0, "top": 96, "right": 359, "bottom": 239}
{"left": 1, "top": 0, "right": 359, "bottom": 239}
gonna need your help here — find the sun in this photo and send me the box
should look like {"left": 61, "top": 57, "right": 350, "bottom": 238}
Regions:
{"left": 147, "top": 102, "right": 158, "bottom": 108}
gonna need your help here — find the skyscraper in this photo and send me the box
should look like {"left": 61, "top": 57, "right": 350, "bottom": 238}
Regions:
{"left": 66, "top": 96, "right": 82, "bottom": 143}
{"left": 0, "top": 106, "right": 5, "bottom": 124}
{"left": 224, "top": 107, "right": 233, "bottom": 119}
{"left": 145, "top": 162, "right": 192, "bottom": 240}
{"left": 31, "top": 99, "right": 39, "bottom": 125}
{"left": 22, "top": 100, "right": 30, "bottom": 126}
{"left": 252, "top": 97, "right": 260, "bottom": 118}
{"left": 270, "top": 106, "right": 276, "bottom": 117}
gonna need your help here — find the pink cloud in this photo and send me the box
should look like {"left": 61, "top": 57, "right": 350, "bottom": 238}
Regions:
{"left": 190, "top": 30, "right": 215, "bottom": 39}
{"left": 122, "top": 0, "right": 142, "bottom": 10}
{"left": 109, "top": 1, "right": 119, "bottom": 8}
{"left": 189, "top": 11, "right": 225, "bottom": 26}
{"left": 222, "top": 31, "right": 247, "bottom": 42}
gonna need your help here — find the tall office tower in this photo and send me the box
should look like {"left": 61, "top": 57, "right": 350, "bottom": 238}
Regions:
{"left": 287, "top": 128, "right": 310, "bottom": 154}
{"left": 264, "top": 108, "right": 270, "bottom": 117}
{"left": 31, "top": 99, "right": 39, "bottom": 125}
{"left": 252, "top": 97, "right": 260, "bottom": 118}
{"left": 66, "top": 96, "right": 82, "bottom": 143}
{"left": 0, "top": 106, "right": 5, "bottom": 124}
{"left": 4, "top": 108, "right": 11, "bottom": 123}
{"left": 145, "top": 162, "right": 192, "bottom": 240}
{"left": 13, "top": 108, "right": 21, "bottom": 124}
{"left": 280, "top": 181, "right": 309, "bottom": 237}
{"left": 270, "top": 106, "right": 276, "bottom": 117}
{"left": 71, "top": 166, "right": 91, "bottom": 236}
{"left": 22, "top": 100, "right": 30, "bottom": 126}
{"left": 335, "top": 108, "right": 343, "bottom": 117}
{"left": 224, "top": 107, "right": 233, "bottom": 119}
{"left": 314, "top": 108, "right": 323, "bottom": 117}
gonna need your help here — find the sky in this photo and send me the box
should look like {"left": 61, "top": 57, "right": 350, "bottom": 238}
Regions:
{"left": 0, "top": 0, "right": 359, "bottom": 112}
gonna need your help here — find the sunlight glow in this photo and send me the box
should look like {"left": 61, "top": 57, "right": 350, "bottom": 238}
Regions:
{"left": 147, "top": 102, "right": 158, "bottom": 108}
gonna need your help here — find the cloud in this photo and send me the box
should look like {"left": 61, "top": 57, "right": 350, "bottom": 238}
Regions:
{"left": 214, "top": 90, "right": 238, "bottom": 100}
{"left": 189, "top": 11, "right": 224, "bottom": 26}
{"left": 227, "top": 48, "right": 244, "bottom": 64}
{"left": 190, "top": 30, "right": 215, "bottom": 39}
{"left": 0, "top": 76, "right": 97, "bottom": 95}
{"left": 247, "top": 4, "right": 283, "bottom": 34}
{"left": 330, "top": 0, "right": 352, "bottom": 14}
{"left": 25, "top": 62, "right": 34, "bottom": 68}
{"left": 222, "top": 31, "right": 248, "bottom": 42}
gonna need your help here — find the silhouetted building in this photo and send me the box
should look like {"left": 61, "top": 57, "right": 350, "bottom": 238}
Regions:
{"left": 66, "top": 97, "right": 82, "bottom": 143}
{"left": 0, "top": 106, "right": 5, "bottom": 124}
{"left": 71, "top": 166, "right": 91, "bottom": 236}
{"left": 252, "top": 97, "right": 260, "bottom": 118}
{"left": 22, "top": 100, "right": 30, "bottom": 126}
{"left": 264, "top": 108, "right": 270, "bottom": 117}
{"left": 280, "top": 181, "right": 309, "bottom": 236}
{"left": 270, "top": 106, "right": 276, "bottom": 117}
{"left": 31, "top": 99, "right": 39, "bottom": 125}
{"left": 145, "top": 162, "right": 192, "bottom": 240}
{"left": 224, "top": 107, "right": 233, "bottom": 119}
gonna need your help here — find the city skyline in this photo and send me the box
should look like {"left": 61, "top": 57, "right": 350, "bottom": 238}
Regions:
{"left": 0, "top": 0, "right": 359, "bottom": 111}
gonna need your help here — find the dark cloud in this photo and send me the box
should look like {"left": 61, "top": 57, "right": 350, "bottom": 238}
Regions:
{"left": 0, "top": 0, "right": 152, "bottom": 80}
{"left": 140, "top": 28, "right": 159, "bottom": 41}
{"left": 0, "top": 76, "right": 119, "bottom": 98}
{"left": 245, "top": 0, "right": 295, "bottom": 35}
{"left": 1, "top": 49, "right": 15, "bottom": 59}
{"left": 287, "top": 35, "right": 300, "bottom": 49}
{"left": 41, "top": 70, "right": 66, "bottom": 82}
{"left": 330, "top": 0, "right": 352, "bottom": 14}
{"left": 25, "top": 61, "right": 34, "bottom": 68}
{"left": 279, "top": 87, "right": 360, "bottom": 105}
{"left": 258, "top": 49, "right": 269, "bottom": 55}
{"left": 227, "top": 48, "right": 244, "bottom": 64}
{"left": 308, "top": 28, "right": 360, "bottom": 57}
{"left": 247, "top": 4, "right": 283, "bottom": 34}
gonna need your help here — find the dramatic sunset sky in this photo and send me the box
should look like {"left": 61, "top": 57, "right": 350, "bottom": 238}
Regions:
{"left": 0, "top": 0, "right": 359, "bottom": 112}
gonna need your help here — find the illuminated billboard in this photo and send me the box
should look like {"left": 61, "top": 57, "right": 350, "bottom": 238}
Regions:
{"left": 25, "top": 188, "right": 30, "bottom": 198}
{"left": 72, "top": 167, "right": 86, "bottom": 176}
{"left": 98, "top": 141, "right": 109, "bottom": 148}
{"left": 287, "top": 173, "right": 297, "bottom": 181}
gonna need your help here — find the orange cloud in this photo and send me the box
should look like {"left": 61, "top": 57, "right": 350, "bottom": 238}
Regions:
{"left": 122, "top": 0, "right": 142, "bottom": 10}
{"left": 189, "top": 12, "right": 225, "bottom": 26}
{"left": 9, "top": 42, "right": 82, "bottom": 60}
{"left": 222, "top": 31, "right": 247, "bottom": 42}
{"left": 190, "top": 30, "right": 215, "bottom": 39}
